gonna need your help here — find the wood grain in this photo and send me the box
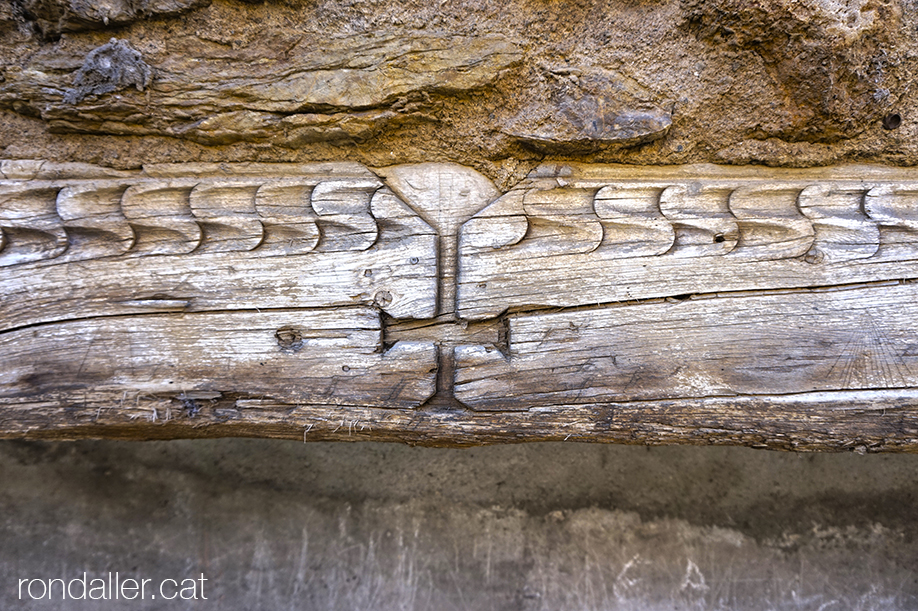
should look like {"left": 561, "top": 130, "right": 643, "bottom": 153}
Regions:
{"left": 1, "top": 308, "right": 437, "bottom": 409}
{"left": 454, "top": 282, "right": 918, "bottom": 409}
{"left": 3, "top": 391, "right": 916, "bottom": 453}
{"left": 3, "top": 160, "right": 918, "bottom": 450}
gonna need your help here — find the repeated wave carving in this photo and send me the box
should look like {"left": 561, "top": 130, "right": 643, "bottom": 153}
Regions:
{"left": 0, "top": 173, "right": 386, "bottom": 267}
{"left": 460, "top": 182, "right": 918, "bottom": 264}
{"left": 6, "top": 162, "right": 918, "bottom": 271}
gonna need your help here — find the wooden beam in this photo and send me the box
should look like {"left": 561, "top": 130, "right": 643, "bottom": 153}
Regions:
{"left": 454, "top": 282, "right": 918, "bottom": 409}
{"left": 2, "top": 160, "right": 918, "bottom": 451}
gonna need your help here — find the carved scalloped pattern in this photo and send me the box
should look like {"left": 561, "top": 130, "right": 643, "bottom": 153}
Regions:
{"left": 6, "top": 163, "right": 918, "bottom": 271}
{"left": 0, "top": 175, "right": 384, "bottom": 267}
{"left": 461, "top": 182, "right": 918, "bottom": 264}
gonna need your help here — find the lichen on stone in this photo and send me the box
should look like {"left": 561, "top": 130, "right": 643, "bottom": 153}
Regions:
{"left": 63, "top": 38, "right": 152, "bottom": 105}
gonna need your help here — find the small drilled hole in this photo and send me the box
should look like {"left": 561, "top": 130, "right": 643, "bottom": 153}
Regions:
{"left": 883, "top": 113, "right": 902, "bottom": 130}
{"left": 275, "top": 327, "right": 304, "bottom": 352}
{"left": 713, "top": 234, "right": 725, "bottom": 243}
{"left": 374, "top": 290, "right": 393, "bottom": 307}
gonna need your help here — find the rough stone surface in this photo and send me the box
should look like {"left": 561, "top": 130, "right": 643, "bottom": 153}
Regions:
{"left": 16, "top": 0, "right": 210, "bottom": 37}
{"left": 506, "top": 66, "right": 673, "bottom": 153}
{"left": 0, "top": 0, "right": 916, "bottom": 184}
{"left": 682, "top": 0, "right": 900, "bottom": 143}
{"left": 1, "top": 30, "right": 522, "bottom": 147}
{"left": 1, "top": 440, "right": 917, "bottom": 610}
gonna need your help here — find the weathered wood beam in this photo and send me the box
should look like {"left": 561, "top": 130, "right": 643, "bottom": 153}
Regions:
{"left": 3, "top": 391, "right": 915, "bottom": 453}
{"left": 2, "top": 160, "right": 918, "bottom": 450}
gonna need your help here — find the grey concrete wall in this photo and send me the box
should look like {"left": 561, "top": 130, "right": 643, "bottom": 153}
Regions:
{"left": 2, "top": 440, "right": 917, "bottom": 610}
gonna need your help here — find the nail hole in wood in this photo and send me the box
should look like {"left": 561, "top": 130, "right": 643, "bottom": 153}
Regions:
{"left": 374, "top": 290, "right": 393, "bottom": 307}
{"left": 275, "top": 327, "right": 304, "bottom": 352}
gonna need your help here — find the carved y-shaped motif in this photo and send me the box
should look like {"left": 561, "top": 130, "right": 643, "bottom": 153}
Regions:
{"left": 3, "top": 160, "right": 918, "bottom": 422}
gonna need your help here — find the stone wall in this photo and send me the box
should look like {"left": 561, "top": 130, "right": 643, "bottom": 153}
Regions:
{"left": 1, "top": 440, "right": 917, "bottom": 610}
{"left": 2, "top": 0, "right": 917, "bottom": 185}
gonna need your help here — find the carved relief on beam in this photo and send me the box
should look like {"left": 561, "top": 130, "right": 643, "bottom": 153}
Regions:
{"left": 457, "top": 164, "right": 918, "bottom": 320}
{"left": 0, "top": 162, "right": 439, "bottom": 332}
{"left": 3, "top": 160, "right": 918, "bottom": 449}
{"left": 0, "top": 161, "right": 441, "bottom": 412}
{"left": 1, "top": 168, "right": 391, "bottom": 265}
